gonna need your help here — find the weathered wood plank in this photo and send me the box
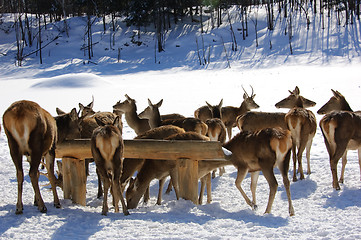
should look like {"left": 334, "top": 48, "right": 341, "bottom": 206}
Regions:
{"left": 56, "top": 139, "right": 226, "bottom": 161}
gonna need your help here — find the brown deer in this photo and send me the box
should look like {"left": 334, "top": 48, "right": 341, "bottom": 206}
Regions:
{"left": 276, "top": 87, "right": 317, "bottom": 182}
{"left": 113, "top": 94, "right": 151, "bottom": 136}
{"left": 3, "top": 100, "right": 61, "bottom": 214}
{"left": 205, "top": 118, "right": 227, "bottom": 178}
{"left": 120, "top": 125, "right": 186, "bottom": 204}
{"left": 223, "top": 127, "right": 294, "bottom": 216}
{"left": 221, "top": 86, "right": 259, "bottom": 140}
{"left": 194, "top": 99, "right": 223, "bottom": 122}
{"left": 317, "top": 89, "right": 361, "bottom": 190}
{"left": 126, "top": 159, "right": 181, "bottom": 209}
{"left": 91, "top": 116, "right": 129, "bottom": 215}
{"left": 237, "top": 86, "right": 317, "bottom": 181}
{"left": 139, "top": 98, "right": 208, "bottom": 136}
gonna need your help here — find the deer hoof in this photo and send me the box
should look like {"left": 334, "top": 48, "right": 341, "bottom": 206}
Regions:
{"left": 124, "top": 210, "right": 130, "bottom": 216}
{"left": 54, "top": 202, "right": 61, "bottom": 209}
{"left": 39, "top": 206, "right": 47, "bottom": 213}
{"left": 15, "top": 208, "right": 23, "bottom": 215}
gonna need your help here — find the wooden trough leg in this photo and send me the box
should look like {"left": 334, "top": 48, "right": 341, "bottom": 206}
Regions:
{"left": 62, "top": 157, "right": 87, "bottom": 206}
{"left": 177, "top": 158, "right": 199, "bottom": 204}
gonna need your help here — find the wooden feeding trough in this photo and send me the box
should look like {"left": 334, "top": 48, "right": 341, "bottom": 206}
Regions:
{"left": 55, "top": 139, "right": 231, "bottom": 206}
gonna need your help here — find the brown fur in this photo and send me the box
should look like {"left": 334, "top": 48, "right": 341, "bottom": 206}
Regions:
{"left": 223, "top": 128, "right": 294, "bottom": 216}
{"left": 318, "top": 89, "right": 361, "bottom": 190}
{"left": 319, "top": 111, "right": 361, "bottom": 190}
{"left": 285, "top": 107, "right": 317, "bottom": 181}
{"left": 194, "top": 99, "right": 223, "bottom": 123}
{"left": 112, "top": 94, "right": 151, "bottom": 136}
{"left": 221, "top": 87, "right": 259, "bottom": 140}
{"left": 3, "top": 100, "right": 60, "bottom": 214}
{"left": 91, "top": 116, "right": 129, "bottom": 215}
{"left": 121, "top": 125, "right": 185, "bottom": 205}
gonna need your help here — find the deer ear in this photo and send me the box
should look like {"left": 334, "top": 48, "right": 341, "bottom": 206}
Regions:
{"left": 56, "top": 107, "right": 66, "bottom": 115}
{"left": 243, "top": 93, "right": 247, "bottom": 99}
{"left": 157, "top": 99, "right": 163, "bottom": 107}
{"left": 79, "top": 103, "right": 84, "bottom": 110}
{"left": 69, "top": 108, "right": 79, "bottom": 121}
{"left": 331, "top": 89, "right": 338, "bottom": 97}
{"left": 294, "top": 86, "right": 300, "bottom": 95}
{"left": 218, "top": 99, "right": 223, "bottom": 107}
{"left": 95, "top": 117, "right": 105, "bottom": 126}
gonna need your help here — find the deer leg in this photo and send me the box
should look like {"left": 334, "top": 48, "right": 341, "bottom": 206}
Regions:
{"left": 118, "top": 184, "right": 130, "bottom": 215}
{"left": 331, "top": 143, "right": 348, "bottom": 190}
{"left": 235, "top": 168, "right": 255, "bottom": 210}
{"left": 165, "top": 179, "right": 173, "bottom": 194}
{"left": 29, "top": 151, "right": 46, "bottom": 213}
{"left": 102, "top": 177, "right": 110, "bottom": 215}
{"left": 44, "top": 151, "right": 61, "bottom": 208}
{"left": 297, "top": 139, "right": 308, "bottom": 180}
{"left": 261, "top": 166, "right": 278, "bottom": 215}
{"left": 156, "top": 178, "right": 166, "bottom": 205}
{"left": 143, "top": 186, "right": 150, "bottom": 204}
{"left": 279, "top": 150, "right": 295, "bottom": 216}
{"left": 10, "top": 145, "right": 24, "bottom": 214}
{"left": 226, "top": 127, "right": 232, "bottom": 141}
{"left": 169, "top": 170, "right": 180, "bottom": 201}
{"left": 198, "top": 176, "right": 206, "bottom": 205}
{"left": 291, "top": 142, "right": 298, "bottom": 182}
{"left": 96, "top": 168, "right": 103, "bottom": 198}
{"left": 339, "top": 152, "right": 347, "bottom": 184}
{"left": 250, "top": 171, "right": 260, "bottom": 210}
{"left": 306, "top": 138, "right": 313, "bottom": 175}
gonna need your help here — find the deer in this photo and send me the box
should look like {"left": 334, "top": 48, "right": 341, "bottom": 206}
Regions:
{"left": 90, "top": 116, "right": 129, "bottom": 216}
{"left": 194, "top": 99, "right": 223, "bottom": 122}
{"left": 113, "top": 94, "right": 151, "bottom": 136}
{"left": 120, "top": 125, "right": 186, "bottom": 204}
{"left": 205, "top": 118, "right": 227, "bottom": 178}
{"left": 223, "top": 127, "right": 294, "bottom": 216}
{"left": 139, "top": 98, "right": 208, "bottom": 136}
{"left": 2, "top": 100, "right": 61, "bottom": 214}
{"left": 221, "top": 86, "right": 260, "bottom": 140}
{"left": 317, "top": 89, "right": 361, "bottom": 190}
{"left": 237, "top": 86, "right": 317, "bottom": 181}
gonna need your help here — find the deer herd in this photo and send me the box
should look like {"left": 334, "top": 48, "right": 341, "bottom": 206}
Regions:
{"left": 2, "top": 86, "right": 361, "bottom": 217}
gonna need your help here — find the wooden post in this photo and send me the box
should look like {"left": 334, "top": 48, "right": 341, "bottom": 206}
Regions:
{"left": 177, "top": 158, "right": 199, "bottom": 204}
{"left": 62, "top": 157, "right": 87, "bottom": 206}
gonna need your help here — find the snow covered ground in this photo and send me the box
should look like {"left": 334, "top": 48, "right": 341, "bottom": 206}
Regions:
{"left": 0, "top": 6, "right": 361, "bottom": 239}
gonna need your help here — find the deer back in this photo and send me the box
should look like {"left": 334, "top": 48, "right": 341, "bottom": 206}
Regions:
{"left": 91, "top": 116, "right": 123, "bottom": 168}
{"left": 285, "top": 108, "right": 317, "bottom": 142}
{"left": 224, "top": 128, "right": 292, "bottom": 171}
{"left": 3, "top": 100, "right": 57, "bottom": 156}
{"left": 237, "top": 111, "right": 288, "bottom": 132}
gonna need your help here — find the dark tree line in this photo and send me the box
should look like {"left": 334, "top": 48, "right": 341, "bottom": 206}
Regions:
{"left": 1, "top": 0, "right": 360, "bottom": 65}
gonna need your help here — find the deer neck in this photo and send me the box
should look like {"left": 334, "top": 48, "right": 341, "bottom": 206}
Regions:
{"left": 124, "top": 109, "right": 144, "bottom": 130}
{"left": 238, "top": 102, "right": 250, "bottom": 115}
{"left": 148, "top": 109, "right": 162, "bottom": 129}
{"left": 341, "top": 100, "right": 353, "bottom": 112}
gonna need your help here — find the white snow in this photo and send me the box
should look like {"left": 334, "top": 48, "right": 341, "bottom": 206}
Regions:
{"left": 0, "top": 6, "right": 361, "bottom": 239}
